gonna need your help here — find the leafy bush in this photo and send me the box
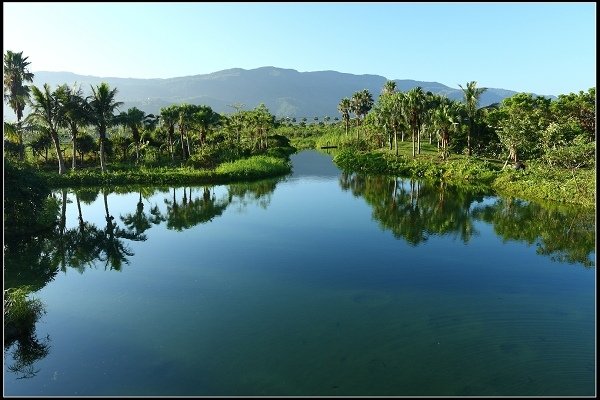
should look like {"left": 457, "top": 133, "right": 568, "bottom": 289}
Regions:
{"left": 543, "top": 135, "right": 595, "bottom": 170}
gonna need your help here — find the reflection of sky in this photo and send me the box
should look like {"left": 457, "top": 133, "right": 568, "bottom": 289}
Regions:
{"left": 10, "top": 150, "right": 595, "bottom": 396}
{"left": 289, "top": 150, "right": 341, "bottom": 179}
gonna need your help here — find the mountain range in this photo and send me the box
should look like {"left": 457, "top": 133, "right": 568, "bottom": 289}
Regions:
{"left": 7, "top": 66, "right": 555, "bottom": 120}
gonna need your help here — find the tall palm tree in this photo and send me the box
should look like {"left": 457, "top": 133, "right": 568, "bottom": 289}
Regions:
{"left": 177, "top": 104, "right": 199, "bottom": 160}
{"left": 55, "top": 83, "right": 88, "bottom": 170}
{"left": 87, "top": 83, "right": 122, "bottom": 172}
{"left": 194, "top": 105, "right": 221, "bottom": 146}
{"left": 159, "top": 105, "right": 179, "bottom": 161}
{"left": 26, "top": 84, "right": 67, "bottom": 174}
{"left": 3, "top": 50, "right": 34, "bottom": 160}
{"left": 433, "top": 103, "right": 458, "bottom": 160}
{"left": 459, "top": 81, "right": 487, "bottom": 156}
{"left": 338, "top": 97, "right": 352, "bottom": 136}
{"left": 350, "top": 89, "right": 374, "bottom": 140}
{"left": 404, "top": 87, "right": 426, "bottom": 158}
{"left": 117, "top": 107, "right": 146, "bottom": 163}
{"left": 382, "top": 80, "right": 397, "bottom": 95}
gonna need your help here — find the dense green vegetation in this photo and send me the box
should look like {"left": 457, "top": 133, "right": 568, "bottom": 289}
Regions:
{"left": 3, "top": 49, "right": 596, "bottom": 208}
{"left": 274, "top": 81, "right": 595, "bottom": 207}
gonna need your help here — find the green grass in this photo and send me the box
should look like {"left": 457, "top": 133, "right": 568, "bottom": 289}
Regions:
{"left": 4, "top": 286, "right": 45, "bottom": 337}
{"left": 41, "top": 155, "right": 291, "bottom": 188}
{"left": 332, "top": 147, "right": 595, "bottom": 207}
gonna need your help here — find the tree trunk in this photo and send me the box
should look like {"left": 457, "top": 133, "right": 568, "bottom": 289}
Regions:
{"left": 60, "top": 189, "right": 67, "bottom": 235}
{"left": 179, "top": 126, "right": 186, "bottom": 160}
{"left": 132, "top": 126, "right": 140, "bottom": 163}
{"left": 99, "top": 126, "right": 107, "bottom": 172}
{"left": 17, "top": 120, "right": 25, "bottom": 160}
{"left": 51, "top": 130, "right": 66, "bottom": 174}
{"left": 412, "top": 129, "right": 416, "bottom": 158}
{"left": 76, "top": 193, "right": 84, "bottom": 231}
{"left": 71, "top": 127, "right": 77, "bottom": 170}
{"left": 186, "top": 133, "right": 191, "bottom": 158}
{"left": 168, "top": 125, "right": 175, "bottom": 161}
{"left": 417, "top": 127, "right": 421, "bottom": 155}
{"left": 467, "top": 120, "right": 473, "bottom": 156}
{"left": 394, "top": 129, "right": 398, "bottom": 156}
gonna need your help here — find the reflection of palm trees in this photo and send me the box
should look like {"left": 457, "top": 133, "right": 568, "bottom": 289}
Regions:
{"left": 472, "top": 198, "right": 595, "bottom": 267}
{"left": 163, "top": 187, "right": 229, "bottom": 231}
{"left": 227, "top": 177, "right": 280, "bottom": 210}
{"left": 120, "top": 190, "right": 164, "bottom": 236}
{"left": 97, "top": 190, "right": 146, "bottom": 271}
{"left": 340, "top": 175, "right": 480, "bottom": 245}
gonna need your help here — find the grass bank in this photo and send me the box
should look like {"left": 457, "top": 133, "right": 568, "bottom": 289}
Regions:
{"left": 332, "top": 147, "right": 595, "bottom": 208}
{"left": 42, "top": 155, "right": 291, "bottom": 188}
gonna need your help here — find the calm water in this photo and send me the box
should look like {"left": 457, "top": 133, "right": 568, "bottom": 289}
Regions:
{"left": 4, "top": 150, "right": 596, "bottom": 396}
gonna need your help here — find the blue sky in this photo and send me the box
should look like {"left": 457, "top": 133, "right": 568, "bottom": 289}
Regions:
{"left": 3, "top": 2, "right": 596, "bottom": 96}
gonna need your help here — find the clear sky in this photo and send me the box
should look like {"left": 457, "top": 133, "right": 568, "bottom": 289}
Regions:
{"left": 3, "top": 2, "right": 596, "bottom": 96}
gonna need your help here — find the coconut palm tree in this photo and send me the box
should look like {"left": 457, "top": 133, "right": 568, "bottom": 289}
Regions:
{"left": 350, "top": 89, "right": 374, "bottom": 140}
{"left": 26, "top": 84, "right": 67, "bottom": 174}
{"left": 116, "top": 107, "right": 146, "bottom": 163}
{"left": 338, "top": 97, "right": 352, "bottom": 136}
{"left": 159, "top": 105, "right": 179, "bottom": 161}
{"left": 459, "top": 81, "right": 487, "bottom": 156}
{"left": 404, "top": 87, "right": 426, "bottom": 157}
{"left": 3, "top": 50, "right": 34, "bottom": 160}
{"left": 87, "top": 83, "right": 123, "bottom": 172}
{"left": 194, "top": 105, "right": 221, "bottom": 146}
{"left": 381, "top": 80, "right": 397, "bottom": 95}
{"left": 55, "top": 83, "right": 88, "bottom": 170}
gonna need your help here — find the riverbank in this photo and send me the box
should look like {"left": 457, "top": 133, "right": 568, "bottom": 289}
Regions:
{"left": 41, "top": 155, "right": 291, "bottom": 187}
{"left": 332, "top": 148, "right": 595, "bottom": 208}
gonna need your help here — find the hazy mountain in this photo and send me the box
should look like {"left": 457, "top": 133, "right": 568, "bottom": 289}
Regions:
{"left": 5, "top": 67, "right": 555, "bottom": 120}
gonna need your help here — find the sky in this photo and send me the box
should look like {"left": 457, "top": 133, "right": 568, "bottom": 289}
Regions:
{"left": 3, "top": 2, "right": 596, "bottom": 96}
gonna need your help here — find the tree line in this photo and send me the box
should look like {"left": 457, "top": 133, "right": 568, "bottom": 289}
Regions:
{"left": 4, "top": 51, "right": 283, "bottom": 175}
{"left": 336, "top": 80, "right": 595, "bottom": 169}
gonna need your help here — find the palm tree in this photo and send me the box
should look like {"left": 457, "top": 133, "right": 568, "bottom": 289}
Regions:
{"left": 350, "top": 89, "right": 374, "bottom": 140}
{"left": 55, "top": 83, "right": 88, "bottom": 170}
{"left": 459, "top": 81, "right": 487, "bottom": 156}
{"left": 26, "top": 84, "right": 67, "bottom": 174}
{"left": 87, "top": 83, "right": 122, "bottom": 172}
{"left": 404, "top": 87, "right": 426, "bottom": 158}
{"left": 433, "top": 103, "right": 458, "bottom": 160}
{"left": 194, "top": 105, "right": 221, "bottom": 146}
{"left": 338, "top": 98, "right": 352, "bottom": 136}
{"left": 159, "top": 105, "right": 179, "bottom": 161}
{"left": 176, "top": 104, "right": 198, "bottom": 160}
{"left": 117, "top": 107, "right": 146, "bottom": 163}
{"left": 382, "top": 80, "right": 397, "bottom": 95}
{"left": 3, "top": 50, "right": 34, "bottom": 160}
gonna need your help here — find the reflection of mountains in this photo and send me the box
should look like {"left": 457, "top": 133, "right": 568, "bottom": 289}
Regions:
{"left": 340, "top": 173, "right": 595, "bottom": 267}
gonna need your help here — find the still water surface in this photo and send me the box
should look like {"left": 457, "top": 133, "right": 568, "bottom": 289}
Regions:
{"left": 4, "top": 150, "right": 595, "bottom": 396}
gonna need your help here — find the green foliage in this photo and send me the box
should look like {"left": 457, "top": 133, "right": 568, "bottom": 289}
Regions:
{"left": 334, "top": 147, "right": 498, "bottom": 186}
{"left": 4, "top": 159, "right": 60, "bottom": 238}
{"left": 542, "top": 135, "right": 595, "bottom": 170}
{"left": 4, "top": 286, "right": 45, "bottom": 335}
{"left": 40, "top": 155, "right": 290, "bottom": 187}
{"left": 215, "top": 155, "right": 291, "bottom": 180}
{"left": 493, "top": 161, "right": 595, "bottom": 208}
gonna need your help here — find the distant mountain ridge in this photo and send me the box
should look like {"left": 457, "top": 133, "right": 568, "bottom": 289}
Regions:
{"left": 6, "top": 67, "right": 555, "bottom": 119}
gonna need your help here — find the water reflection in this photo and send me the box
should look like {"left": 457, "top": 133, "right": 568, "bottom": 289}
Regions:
{"left": 3, "top": 177, "right": 283, "bottom": 379}
{"left": 341, "top": 173, "right": 595, "bottom": 267}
